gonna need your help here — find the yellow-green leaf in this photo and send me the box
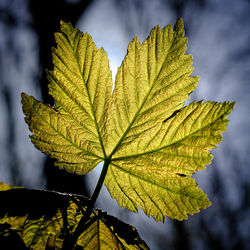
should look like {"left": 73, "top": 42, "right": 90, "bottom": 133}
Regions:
{"left": 21, "top": 19, "right": 235, "bottom": 221}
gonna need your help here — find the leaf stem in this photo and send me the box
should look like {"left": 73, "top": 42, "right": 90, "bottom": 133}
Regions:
{"left": 89, "top": 159, "right": 110, "bottom": 207}
{"left": 62, "top": 159, "right": 110, "bottom": 249}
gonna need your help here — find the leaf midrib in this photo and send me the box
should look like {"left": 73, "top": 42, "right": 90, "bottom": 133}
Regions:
{"left": 29, "top": 99, "right": 102, "bottom": 160}
{"left": 108, "top": 30, "right": 177, "bottom": 158}
{"left": 111, "top": 107, "right": 229, "bottom": 161}
{"left": 49, "top": 69, "right": 99, "bottom": 140}
{"left": 70, "top": 34, "right": 107, "bottom": 159}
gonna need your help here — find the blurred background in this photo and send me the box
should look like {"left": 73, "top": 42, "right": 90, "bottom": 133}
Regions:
{"left": 0, "top": 0, "right": 249, "bottom": 249}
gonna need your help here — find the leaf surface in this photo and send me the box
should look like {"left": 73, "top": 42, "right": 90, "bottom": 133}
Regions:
{"left": 105, "top": 19, "right": 198, "bottom": 155}
{"left": 22, "top": 21, "right": 113, "bottom": 174}
{"left": 105, "top": 101, "right": 234, "bottom": 220}
{"left": 22, "top": 19, "right": 235, "bottom": 221}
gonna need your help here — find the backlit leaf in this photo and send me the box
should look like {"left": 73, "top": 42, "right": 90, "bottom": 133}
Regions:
{"left": 22, "top": 19, "right": 235, "bottom": 221}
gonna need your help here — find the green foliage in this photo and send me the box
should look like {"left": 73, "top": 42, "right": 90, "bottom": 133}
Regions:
{"left": 0, "top": 183, "right": 148, "bottom": 249}
{"left": 1, "top": 18, "right": 235, "bottom": 248}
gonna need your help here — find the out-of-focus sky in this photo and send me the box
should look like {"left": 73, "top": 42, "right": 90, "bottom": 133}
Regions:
{"left": 0, "top": 0, "right": 44, "bottom": 186}
{"left": 0, "top": 0, "right": 250, "bottom": 249}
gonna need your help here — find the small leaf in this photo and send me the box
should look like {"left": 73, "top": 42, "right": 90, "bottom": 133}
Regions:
{"left": 0, "top": 183, "right": 148, "bottom": 249}
{"left": 77, "top": 210, "right": 149, "bottom": 249}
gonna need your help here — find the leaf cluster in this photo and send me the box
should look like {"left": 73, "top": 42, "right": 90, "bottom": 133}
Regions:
{"left": 0, "top": 183, "right": 148, "bottom": 249}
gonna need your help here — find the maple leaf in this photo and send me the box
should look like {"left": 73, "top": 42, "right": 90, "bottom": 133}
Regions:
{"left": 21, "top": 18, "right": 235, "bottom": 221}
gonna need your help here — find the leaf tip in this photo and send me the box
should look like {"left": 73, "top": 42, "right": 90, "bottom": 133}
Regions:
{"left": 59, "top": 19, "right": 71, "bottom": 30}
{"left": 230, "top": 101, "right": 236, "bottom": 110}
{"left": 21, "top": 92, "right": 28, "bottom": 100}
{"left": 174, "top": 17, "right": 184, "bottom": 36}
{"left": 59, "top": 19, "right": 79, "bottom": 39}
{"left": 59, "top": 19, "right": 65, "bottom": 26}
{"left": 21, "top": 92, "right": 31, "bottom": 112}
{"left": 223, "top": 101, "right": 236, "bottom": 117}
{"left": 133, "top": 36, "right": 140, "bottom": 44}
